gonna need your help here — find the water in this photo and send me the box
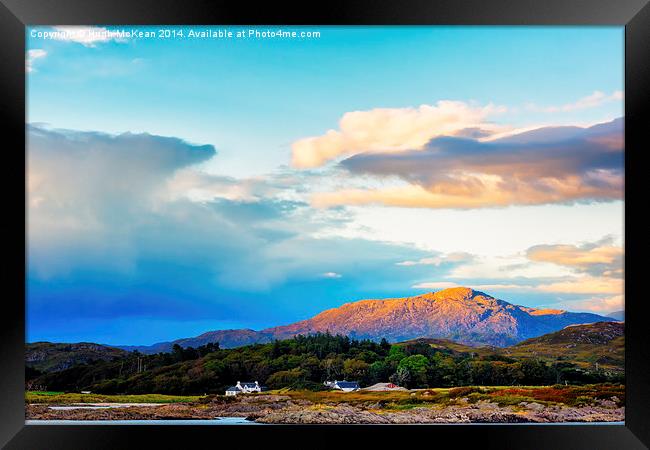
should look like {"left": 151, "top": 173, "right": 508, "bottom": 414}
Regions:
{"left": 26, "top": 417, "right": 261, "bottom": 425}
{"left": 49, "top": 406, "right": 112, "bottom": 410}
{"left": 48, "top": 404, "right": 161, "bottom": 410}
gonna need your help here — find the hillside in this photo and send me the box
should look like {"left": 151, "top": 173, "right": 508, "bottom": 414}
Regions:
{"left": 26, "top": 342, "right": 127, "bottom": 373}
{"left": 119, "top": 329, "right": 272, "bottom": 354}
{"left": 121, "top": 287, "right": 614, "bottom": 352}
{"left": 503, "top": 321, "right": 624, "bottom": 373}
{"left": 607, "top": 311, "right": 625, "bottom": 321}
{"left": 26, "top": 322, "right": 624, "bottom": 395}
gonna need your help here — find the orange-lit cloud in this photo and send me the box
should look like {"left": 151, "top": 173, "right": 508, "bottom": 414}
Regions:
{"left": 291, "top": 101, "right": 507, "bottom": 168}
{"left": 537, "top": 276, "right": 623, "bottom": 295}
{"left": 412, "top": 277, "right": 622, "bottom": 296}
{"left": 311, "top": 118, "right": 623, "bottom": 210}
{"left": 312, "top": 174, "right": 621, "bottom": 210}
{"left": 412, "top": 281, "right": 535, "bottom": 292}
{"left": 527, "top": 241, "right": 623, "bottom": 276}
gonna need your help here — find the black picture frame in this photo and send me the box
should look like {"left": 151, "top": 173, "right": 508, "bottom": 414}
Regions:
{"left": 2, "top": 1, "right": 649, "bottom": 448}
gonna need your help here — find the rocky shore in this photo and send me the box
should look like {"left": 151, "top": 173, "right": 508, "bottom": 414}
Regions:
{"left": 26, "top": 394, "right": 624, "bottom": 424}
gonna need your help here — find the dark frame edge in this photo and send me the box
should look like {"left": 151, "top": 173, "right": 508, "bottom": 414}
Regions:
{"left": 1, "top": 0, "right": 649, "bottom": 448}
{"left": 0, "top": 1, "right": 25, "bottom": 449}
{"left": 624, "top": 0, "right": 650, "bottom": 447}
{"left": 1, "top": 0, "right": 650, "bottom": 25}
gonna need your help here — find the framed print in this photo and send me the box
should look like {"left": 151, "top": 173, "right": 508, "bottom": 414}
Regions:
{"left": 1, "top": 0, "right": 649, "bottom": 448}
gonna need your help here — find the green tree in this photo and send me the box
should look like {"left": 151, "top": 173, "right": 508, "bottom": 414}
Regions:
{"left": 343, "top": 359, "right": 369, "bottom": 381}
{"left": 368, "top": 360, "right": 390, "bottom": 384}
{"left": 320, "top": 356, "right": 344, "bottom": 380}
{"left": 386, "top": 346, "right": 407, "bottom": 366}
{"left": 389, "top": 366, "right": 410, "bottom": 387}
{"left": 397, "top": 354, "right": 429, "bottom": 388}
{"left": 266, "top": 368, "right": 307, "bottom": 389}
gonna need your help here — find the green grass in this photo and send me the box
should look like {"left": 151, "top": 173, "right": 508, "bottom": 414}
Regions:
{"left": 26, "top": 384, "right": 624, "bottom": 410}
{"left": 25, "top": 391, "right": 205, "bottom": 404}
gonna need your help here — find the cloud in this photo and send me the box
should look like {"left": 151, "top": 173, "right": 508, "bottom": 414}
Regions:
{"left": 165, "top": 169, "right": 282, "bottom": 203}
{"left": 526, "top": 239, "right": 623, "bottom": 277}
{"left": 527, "top": 90, "right": 623, "bottom": 113}
{"left": 471, "top": 283, "right": 535, "bottom": 291}
{"left": 313, "top": 118, "right": 623, "bottom": 209}
{"left": 397, "top": 252, "right": 474, "bottom": 267}
{"left": 48, "top": 26, "right": 128, "bottom": 47}
{"left": 411, "top": 281, "right": 534, "bottom": 292}
{"left": 537, "top": 276, "right": 623, "bottom": 295}
{"left": 27, "top": 126, "right": 216, "bottom": 277}
{"left": 321, "top": 272, "right": 342, "bottom": 279}
{"left": 411, "top": 277, "right": 622, "bottom": 295}
{"left": 562, "top": 295, "right": 623, "bottom": 313}
{"left": 412, "top": 281, "right": 459, "bottom": 290}
{"left": 291, "top": 101, "right": 507, "bottom": 168}
{"left": 28, "top": 126, "right": 216, "bottom": 206}
{"left": 26, "top": 49, "right": 47, "bottom": 72}
{"left": 27, "top": 124, "right": 435, "bottom": 328}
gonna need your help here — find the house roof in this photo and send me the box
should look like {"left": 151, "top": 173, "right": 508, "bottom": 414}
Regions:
{"left": 240, "top": 382, "right": 258, "bottom": 387}
{"left": 226, "top": 386, "right": 241, "bottom": 391}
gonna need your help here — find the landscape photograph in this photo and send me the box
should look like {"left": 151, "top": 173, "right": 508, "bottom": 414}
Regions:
{"left": 26, "top": 25, "right": 624, "bottom": 424}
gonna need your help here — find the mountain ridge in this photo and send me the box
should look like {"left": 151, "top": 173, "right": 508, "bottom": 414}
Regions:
{"left": 112, "top": 287, "right": 615, "bottom": 353}
{"left": 26, "top": 342, "right": 127, "bottom": 373}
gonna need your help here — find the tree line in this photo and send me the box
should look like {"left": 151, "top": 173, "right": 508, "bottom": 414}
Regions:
{"left": 27, "top": 333, "right": 622, "bottom": 395}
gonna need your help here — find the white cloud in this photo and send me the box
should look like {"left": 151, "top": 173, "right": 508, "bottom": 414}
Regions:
{"left": 27, "top": 125, "right": 428, "bottom": 292}
{"left": 397, "top": 252, "right": 473, "bottom": 267}
{"left": 50, "top": 26, "right": 128, "bottom": 47}
{"left": 526, "top": 90, "right": 623, "bottom": 113}
{"left": 26, "top": 49, "right": 47, "bottom": 73}
{"left": 291, "top": 101, "right": 507, "bottom": 168}
{"left": 321, "top": 272, "right": 342, "bottom": 279}
{"left": 412, "top": 281, "right": 459, "bottom": 290}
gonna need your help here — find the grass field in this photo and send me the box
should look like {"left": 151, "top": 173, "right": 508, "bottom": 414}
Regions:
{"left": 26, "top": 384, "right": 623, "bottom": 410}
{"left": 25, "top": 391, "right": 206, "bottom": 404}
{"left": 273, "top": 384, "right": 624, "bottom": 409}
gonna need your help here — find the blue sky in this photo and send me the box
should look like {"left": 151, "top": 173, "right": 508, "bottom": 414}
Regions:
{"left": 27, "top": 26, "right": 624, "bottom": 345}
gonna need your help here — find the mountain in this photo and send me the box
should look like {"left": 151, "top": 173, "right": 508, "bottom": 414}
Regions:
{"left": 118, "top": 287, "right": 614, "bottom": 353}
{"left": 26, "top": 342, "right": 127, "bottom": 373}
{"left": 504, "top": 321, "right": 624, "bottom": 373}
{"left": 119, "top": 329, "right": 274, "bottom": 354}
{"left": 263, "top": 288, "right": 613, "bottom": 346}
{"left": 607, "top": 311, "right": 625, "bottom": 321}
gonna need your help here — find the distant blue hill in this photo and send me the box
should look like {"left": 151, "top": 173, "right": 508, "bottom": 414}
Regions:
{"left": 607, "top": 311, "right": 625, "bottom": 321}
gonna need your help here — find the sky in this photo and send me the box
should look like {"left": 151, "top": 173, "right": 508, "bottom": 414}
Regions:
{"left": 26, "top": 26, "right": 625, "bottom": 345}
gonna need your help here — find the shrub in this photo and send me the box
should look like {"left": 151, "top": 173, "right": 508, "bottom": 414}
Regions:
{"left": 449, "top": 386, "right": 483, "bottom": 398}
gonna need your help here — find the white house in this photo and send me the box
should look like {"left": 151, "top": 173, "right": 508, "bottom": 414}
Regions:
{"left": 324, "top": 380, "right": 360, "bottom": 392}
{"left": 225, "top": 386, "right": 240, "bottom": 396}
{"left": 225, "top": 381, "right": 264, "bottom": 396}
